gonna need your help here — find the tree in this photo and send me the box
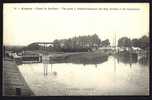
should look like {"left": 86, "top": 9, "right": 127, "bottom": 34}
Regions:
{"left": 101, "top": 39, "right": 110, "bottom": 47}
{"left": 131, "top": 35, "right": 149, "bottom": 50}
{"left": 53, "top": 39, "right": 60, "bottom": 48}
{"left": 132, "top": 38, "right": 140, "bottom": 47}
{"left": 118, "top": 37, "right": 131, "bottom": 47}
{"left": 52, "top": 34, "right": 102, "bottom": 51}
{"left": 27, "top": 43, "right": 41, "bottom": 50}
{"left": 138, "top": 35, "right": 149, "bottom": 50}
{"left": 91, "top": 34, "right": 101, "bottom": 47}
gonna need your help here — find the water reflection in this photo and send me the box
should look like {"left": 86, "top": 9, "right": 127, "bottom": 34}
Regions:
{"left": 43, "top": 64, "right": 48, "bottom": 76}
{"left": 116, "top": 55, "right": 138, "bottom": 64}
{"left": 19, "top": 54, "right": 149, "bottom": 77}
{"left": 138, "top": 56, "right": 149, "bottom": 65}
{"left": 49, "top": 55, "right": 108, "bottom": 65}
{"left": 17, "top": 55, "right": 149, "bottom": 95}
{"left": 17, "top": 53, "right": 149, "bottom": 66}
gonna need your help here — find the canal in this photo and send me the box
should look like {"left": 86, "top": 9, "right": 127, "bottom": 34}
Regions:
{"left": 17, "top": 55, "right": 149, "bottom": 96}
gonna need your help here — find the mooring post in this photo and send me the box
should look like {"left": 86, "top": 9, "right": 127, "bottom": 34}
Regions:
{"left": 44, "top": 64, "right": 45, "bottom": 76}
{"left": 16, "top": 88, "right": 21, "bottom": 96}
{"left": 46, "top": 64, "right": 47, "bottom": 76}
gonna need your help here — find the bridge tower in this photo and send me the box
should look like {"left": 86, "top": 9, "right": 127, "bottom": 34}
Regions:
{"left": 34, "top": 42, "right": 54, "bottom": 76}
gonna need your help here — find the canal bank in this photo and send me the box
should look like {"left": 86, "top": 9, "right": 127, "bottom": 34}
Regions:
{"left": 3, "top": 58, "right": 34, "bottom": 96}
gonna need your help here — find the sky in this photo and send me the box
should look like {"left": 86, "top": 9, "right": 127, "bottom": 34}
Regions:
{"left": 3, "top": 3, "right": 149, "bottom": 46}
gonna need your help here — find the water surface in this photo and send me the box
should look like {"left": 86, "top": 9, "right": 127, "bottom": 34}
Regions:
{"left": 18, "top": 56, "right": 149, "bottom": 96}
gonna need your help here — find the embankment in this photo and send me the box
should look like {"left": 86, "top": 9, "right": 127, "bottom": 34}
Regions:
{"left": 3, "top": 58, "right": 34, "bottom": 96}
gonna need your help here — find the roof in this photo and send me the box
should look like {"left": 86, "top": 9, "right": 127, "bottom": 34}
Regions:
{"left": 22, "top": 51, "right": 39, "bottom": 56}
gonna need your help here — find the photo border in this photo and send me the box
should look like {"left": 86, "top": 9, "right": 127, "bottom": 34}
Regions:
{"left": 1, "top": 1, "right": 151, "bottom": 100}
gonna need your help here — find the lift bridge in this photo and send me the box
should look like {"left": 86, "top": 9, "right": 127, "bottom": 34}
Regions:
{"left": 30, "top": 42, "right": 55, "bottom": 50}
{"left": 26, "top": 42, "right": 57, "bottom": 76}
{"left": 35, "top": 42, "right": 55, "bottom": 76}
{"left": 21, "top": 42, "right": 55, "bottom": 62}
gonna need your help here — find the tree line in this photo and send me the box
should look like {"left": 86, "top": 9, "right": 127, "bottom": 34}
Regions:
{"left": 9, "top": 34, "right": 148, "bottom": 52}
{"left": 118, "top": 35, "right": 149, "bottom": 50}
{"left": 53, "top": 34, "right": 110, "bottom": 52}
{"left": 25, "top": 34, "right": 110, "bottom": 52}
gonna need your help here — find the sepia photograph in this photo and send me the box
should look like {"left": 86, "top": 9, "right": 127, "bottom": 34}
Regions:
{"left": 3, "top": 3, "right": 149, "bottom": 96}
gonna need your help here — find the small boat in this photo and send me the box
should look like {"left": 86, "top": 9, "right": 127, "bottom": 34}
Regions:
{"left": 118, "top": 50, "right": 138, "bottom": 58}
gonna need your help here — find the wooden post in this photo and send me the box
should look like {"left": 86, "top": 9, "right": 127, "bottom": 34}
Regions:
{"left": 16, "top": 88, "right": 21, "bottom": 96}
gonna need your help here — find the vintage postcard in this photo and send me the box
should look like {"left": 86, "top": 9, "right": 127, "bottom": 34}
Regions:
{"left": 3, "top": 3, "right": 149, "bottom": 96}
